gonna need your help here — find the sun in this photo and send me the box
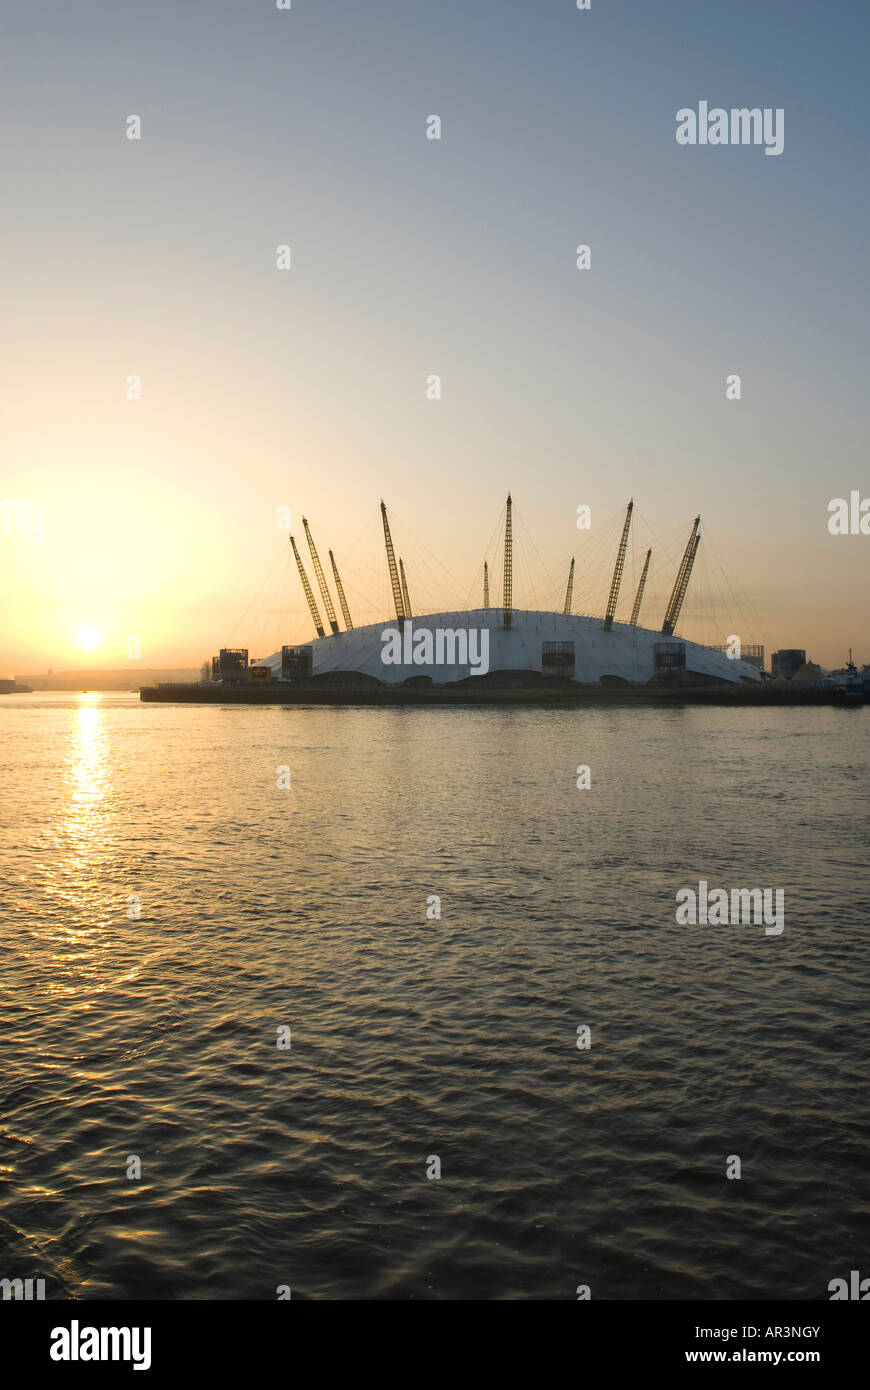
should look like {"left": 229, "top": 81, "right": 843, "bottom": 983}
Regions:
{"left": 77, "top": 626, "right": 102, "bottom": 652}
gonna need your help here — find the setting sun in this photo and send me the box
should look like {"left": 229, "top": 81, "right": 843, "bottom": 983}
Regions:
{"left": 77, "top": 626, "right": 102, "bottom": 652}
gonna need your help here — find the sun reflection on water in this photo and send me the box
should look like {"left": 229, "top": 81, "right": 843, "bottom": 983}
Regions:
{"left": 37, "top": 693, "right": 128, "bottom": 998}
{"left": 66, "top": 694, "right": 111, "bottom": 851}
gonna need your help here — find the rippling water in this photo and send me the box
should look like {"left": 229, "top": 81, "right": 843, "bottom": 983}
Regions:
{"left": 1, "top": 692, "right": 867, "bottom": 1299}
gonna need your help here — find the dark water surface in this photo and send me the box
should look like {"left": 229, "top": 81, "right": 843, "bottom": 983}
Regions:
{"left": 1, "top": 693, "right": 867, "bottom": 1299}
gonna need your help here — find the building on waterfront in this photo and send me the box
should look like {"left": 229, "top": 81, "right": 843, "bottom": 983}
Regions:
{"left": 771, "top": 649, "right": 807, "bottom": 680}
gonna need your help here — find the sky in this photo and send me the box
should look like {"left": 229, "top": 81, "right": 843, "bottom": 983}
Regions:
{"left": 1, "top": 0, "right": 868, "bottom": 673}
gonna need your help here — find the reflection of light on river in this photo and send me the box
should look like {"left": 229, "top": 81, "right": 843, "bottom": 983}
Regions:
{"left": 66, "top": 694, "right": 111, "bottom": 864}
{"left": 42, "top": 694, "right": 121, "bottom": 1000}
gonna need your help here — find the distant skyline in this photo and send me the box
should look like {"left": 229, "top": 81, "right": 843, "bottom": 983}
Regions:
{"left": 2, "top": 0, "right": 868, "bottom": 672}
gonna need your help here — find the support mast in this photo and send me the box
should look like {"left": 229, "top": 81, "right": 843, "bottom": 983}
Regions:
{"left": 503, "top": 493, "right": 513, "bottom": 629}
{"left": 329, "top": 549, "right": 354, "bottom": 631}
{"left": 630, "top": 548, "right": 652, "bottom": 626}
{"left": 399, "top": 558, "right": 412, "bottom": 619}
{"left": 483, "top": 561, "right": 489, "bottom": 609}
{"left": 563, "top": 557, "right": 575, "bottom": 615}
{"left": 661, "top": 517, "right": 700, "bottom": 636}
{"left": 290, "top": 535, "right": 325, "bottom": 638}
{"left": 380, "top": 501, "right": 406, "bottom": 623}
{"left": 302, "top": 518, "right": 339, "bottom": 635}
{"left": 603, "top": 499, "right": 633, "bottom": 631}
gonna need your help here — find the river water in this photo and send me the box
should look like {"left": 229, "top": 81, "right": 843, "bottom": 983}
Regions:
{"left": 1, "top": 692, "right": 867, "bottom": 1299}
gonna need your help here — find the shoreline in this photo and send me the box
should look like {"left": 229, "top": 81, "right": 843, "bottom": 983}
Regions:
{"left": 140, "top": 681, "right": 864, "bottom": 708}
